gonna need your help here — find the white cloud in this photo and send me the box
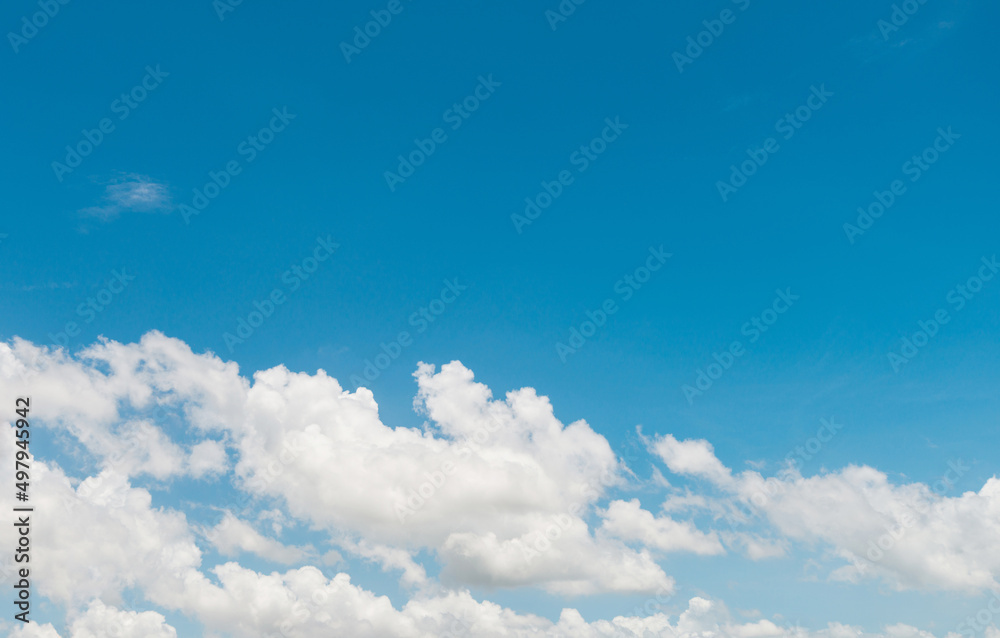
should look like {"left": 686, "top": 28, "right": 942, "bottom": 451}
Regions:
{"left": 112, "top": 419, "right": 187, "bottom": 480}
{"left": 80, "top": 174, "right": 172, "bottom": 220}
{"left": 206, "top": 512, "right": 312, "bottom": 565}
{"left": 188, "top": 439, "right": 228, "bottom": 477}
{"left": 741, "top": 466, "right": 1000, "bottom": 592}
{"left": 735, "top": 534, "right": 788, "bottom": 561}
{"left": 0, "top": 334, "right": 676, "bottom": 595}
{"left": 340, "top": 539, "right": 429, "bottom": 589}
{"left": 650, "top": 434, "right": 1000, "bottom": 593}
{"left": 70, "top": 600, "right": 178, "bottom": 638}
{"left": 599, "top": 499, "right": 725, "bottom": 556}
{"left": 0, "top": 332, "right": 247, "bottom": 479}
{"left": 652, "top": 434, "right": 735, "bottom": 488}
{"left": 224, "top": 359, "right": 675, "bottom": 594}
{"left": 1, "top": 459, "right": 202, "bottom": 609}
{"left": 8, "top": 601, "right": 177, "bottom": 638}
{"left": 9, "top": 623, "right": 62, "bottom": 638}
{"left": 2, "top": 332, "right": 999, "bottom": 637}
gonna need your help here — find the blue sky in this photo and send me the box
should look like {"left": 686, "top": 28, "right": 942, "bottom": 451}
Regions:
{"left": 1, "top": 0, "right": 999, "bottom": 636}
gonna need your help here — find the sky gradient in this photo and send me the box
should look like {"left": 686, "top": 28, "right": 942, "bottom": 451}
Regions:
{"left": 1, "top": 0, "right": 998, "bottom": 636}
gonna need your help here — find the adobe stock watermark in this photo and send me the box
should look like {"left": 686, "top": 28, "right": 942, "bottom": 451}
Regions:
{"left": 672, "top": 0, "right": 751, "bottom": 73}
{"left": 716, "top": 84, "right": 833, "bottom": 202}
{"left": 18, "top": 268, "right": 135, "bottom": 383}
{"left": 223, "top": 433, "right": 308, "bottom": 527}
{"left": 51, "top": 66, "right": 169, "bottom": 182}
{"left": 554, "top": 245, "right": 670, "bottom": 362}
{"left": 682, "top": 288, "right": 799, "bottom": 405}
{"left": 47, "top": 268, "right": 137, "bottom": 349}
{"left": 222, "top": 236, "right": 339, "bottom": 352}
{"left": 782, "top": 417, "right": 843, "bottom": 472}
{"left": 264, "top": 575, "right": 346, "bottom": 638}
{"left": 515, "top": 433, "right": 645, "bottom": 566}
{"left": 384, "top": 75, "right": 500, "bottom": 191}
{"left": 350, "top": 278, "right": 466, "bottom": 387}
{"left": 543, "top": 0, "right": 588, "bottom": 31}
{"left": 213, "top": 0, "right": 245, "bottom": 21}
{"left": 340, "top": 0, "right": 415, "bottom": 63}
{"left": 722, "top": 417, "right": 843, "bottom": 533}
{"left": 394, "top": 407, "right": 496, "bottom": 524}
{"left": 956, "top": 590, "right": 1000, "bottom": 638}
{"left": 7, "top": 0, "right": 71, "bottom": 53}
{"left": 848, "top": 459, "right": 968, "bottom": 577}
{"left": 877, "top": 0, "right": 931, "bottom": 40}
{"left": 181, "top": 107, "right": 296, "bottom": 224}
{"left": 887, "top": 255, "right": 997, "bottom": 372}
{"left": 843, "top": 127, "right": 959, "bottom": 244}
{"left": 511, "top": 116, "right": 628, "bottom": 234}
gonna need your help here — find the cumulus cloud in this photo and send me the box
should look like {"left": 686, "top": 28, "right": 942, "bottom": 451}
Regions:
{"left": 1, "top": 332, "right": 997, "bottom": 636}
{"left": 742, "top": 466, "right": 1000, "bottom": 592}
{"left": 0, "top": 333, "right": 688, "bottom": 597}
{"left": 652, "top": 434, "right": 735, "bottom": 488}
{"left": 111, "top": 419, "right": 187, "bottom": 480}
{"left": 73, "top": 600, "right": 177, "bottom": 638}
{"left": 188, "top": 439, "right": 228, "bottom": 477}
{"left": 8, "top": 601, "right": 177, "bottom": 637}
{"left": 599, "top": 499, "right": 725, "bottom": 556}
{"left": 206, "top": 512, "right": 313, "bottom": 565}
{"left": 223, "top": 359, "right": 676, "bottom": 594}
{"left": 4, "top": 460, "right": 201, "bottom": 609}
{"left": 651, "top": 434, "right": 1000, "bottom": 592}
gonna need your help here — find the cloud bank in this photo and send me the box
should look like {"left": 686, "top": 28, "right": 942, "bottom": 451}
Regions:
{"left": 0, "top": 332, "right": 995, "bottom": 636}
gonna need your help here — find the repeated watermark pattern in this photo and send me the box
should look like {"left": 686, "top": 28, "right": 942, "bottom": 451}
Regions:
{"left": 6, "top": 2, "right": 997, "bottom": 634}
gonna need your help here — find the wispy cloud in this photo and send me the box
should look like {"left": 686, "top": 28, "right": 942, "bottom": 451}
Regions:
{"left": 843, "top": 5, "right": 965, "bottom": 62}
{"left": 17, "top": 281, "right": 76, "bottom": 292}
{"left": 80, "top": 174, "right": 173, "bottom": 220}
